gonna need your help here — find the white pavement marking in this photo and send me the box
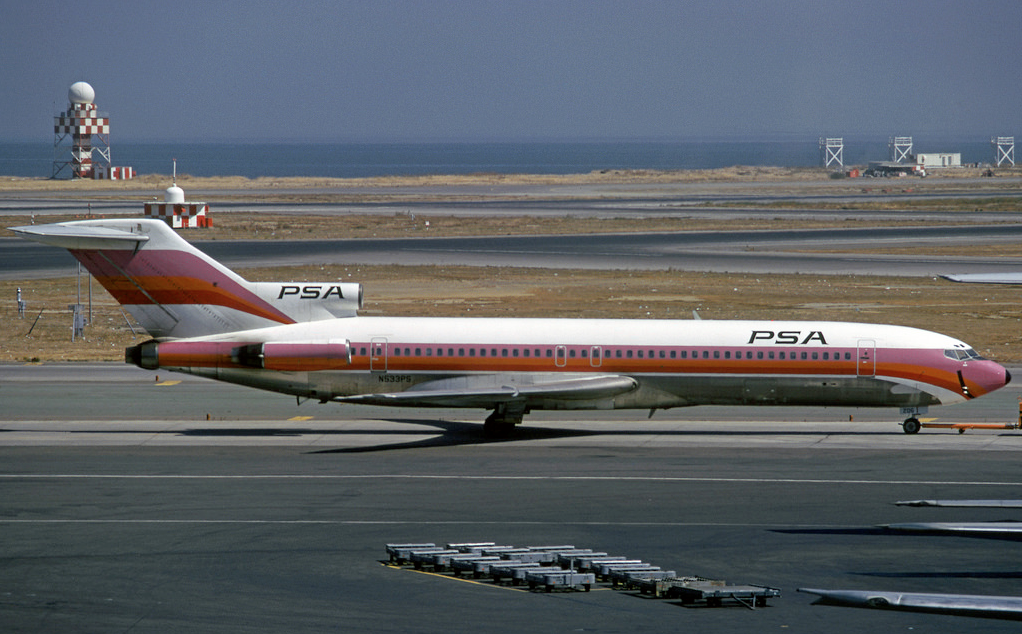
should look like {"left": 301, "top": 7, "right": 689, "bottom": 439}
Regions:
{"left": 1, "top": 474, "right": 1020, "bottom": 486}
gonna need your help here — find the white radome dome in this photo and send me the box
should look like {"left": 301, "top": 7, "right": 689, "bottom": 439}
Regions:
{"left": 165, "top": 185, "right": 185, "bottom": 204}
{"left": 68, "top": 81, "right": 95, "bottom": 105}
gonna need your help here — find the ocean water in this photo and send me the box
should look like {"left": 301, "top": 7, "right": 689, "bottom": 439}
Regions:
{"left": 0, "top": 138, "right": 1006, "bottom": 179}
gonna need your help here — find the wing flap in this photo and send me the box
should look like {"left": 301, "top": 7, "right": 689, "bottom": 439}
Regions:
{"left": 337, "top": 374, "right": 637, "bottom": 408}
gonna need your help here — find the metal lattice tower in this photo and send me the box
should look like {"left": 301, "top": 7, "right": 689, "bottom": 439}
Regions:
{"left": 52, "top": 82, "right": 110, "bottom": 179}
{"left": 992, "top": 137, "right": 1015, "bottom": 167}
{"left": 819, "top": 137, "right": 843, "bottom": 168}
{"left": 889, "top": 136, "right": 913, "bottom": 163}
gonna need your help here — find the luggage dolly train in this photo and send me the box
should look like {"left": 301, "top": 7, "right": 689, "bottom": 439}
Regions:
{"left": 384, "top": 541, "right": 780, "bottom": 609}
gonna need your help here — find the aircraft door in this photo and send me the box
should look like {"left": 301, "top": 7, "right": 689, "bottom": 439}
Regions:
{"left": 370, "top": 337, "right": 388, "bottom": 373}
{"left": 590, "top": 346, "right": 603, "bottom": 368}
{"left": 857, "top": 339, "right": 876, "bottom": 376}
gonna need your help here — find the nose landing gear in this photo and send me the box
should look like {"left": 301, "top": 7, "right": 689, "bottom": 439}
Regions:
{"left": 902, "top": 417, "right": 921, "bottom": 434}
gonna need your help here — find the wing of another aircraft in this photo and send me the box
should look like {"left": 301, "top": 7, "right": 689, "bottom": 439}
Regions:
{"left": 338, "top": 374, "right": 638, "bottom": 408}
{"left": 942, "top": 273, "right": 1022, "bottom": 284}
{"left": 885, "top": 499, "right": 1022, "bottom": 535}
{"left": 799, "top": 588, "right": 1022, "bottom": 620}
{"left": 896, "top": 499, "right": 1022, "bottom": 508}
{"left": 881, "top": 521, "right": 1022, "bottom": 535}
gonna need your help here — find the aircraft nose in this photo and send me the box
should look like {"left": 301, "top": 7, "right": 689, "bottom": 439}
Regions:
{"left": 1005, "top": 368, "right": 1012, "bottom": 386}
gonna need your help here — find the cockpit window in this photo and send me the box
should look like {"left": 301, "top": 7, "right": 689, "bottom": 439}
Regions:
{"left": 944, "top": 348, "right": 985, "bottom": 361}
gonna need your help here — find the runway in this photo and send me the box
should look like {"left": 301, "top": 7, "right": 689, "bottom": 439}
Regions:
{"left": 3, "top": 363, "right": 1022, "bottom": 633}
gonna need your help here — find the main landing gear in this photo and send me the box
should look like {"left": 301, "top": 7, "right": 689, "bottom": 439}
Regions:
{"left": 484, "top": 401, "right": 527, "bottom": 436}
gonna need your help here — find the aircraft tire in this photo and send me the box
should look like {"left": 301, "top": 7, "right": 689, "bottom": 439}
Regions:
{"left": 902, "top": 418, "right": 921, "bottom": 434}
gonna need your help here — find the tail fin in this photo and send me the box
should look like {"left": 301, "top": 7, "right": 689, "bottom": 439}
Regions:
{"left": 11, "top": 219, "right": 362, "bottom": 339}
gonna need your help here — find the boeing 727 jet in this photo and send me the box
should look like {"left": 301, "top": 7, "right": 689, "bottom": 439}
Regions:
{"left": 12, "top": 219, "right": 1010, "bottom": 433}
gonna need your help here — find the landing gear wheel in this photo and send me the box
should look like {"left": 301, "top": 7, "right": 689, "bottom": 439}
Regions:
{"left": 902, "top": 417, "right": 921, "bottom": 434}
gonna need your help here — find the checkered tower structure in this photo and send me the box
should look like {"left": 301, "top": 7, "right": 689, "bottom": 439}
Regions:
{"left": 52, "top": 82, "right": 111, "bottom": 179}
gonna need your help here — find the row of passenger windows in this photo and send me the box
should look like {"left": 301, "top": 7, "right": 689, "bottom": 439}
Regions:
{"left": 355, "top": 346, "right": 854, "bottom": 361}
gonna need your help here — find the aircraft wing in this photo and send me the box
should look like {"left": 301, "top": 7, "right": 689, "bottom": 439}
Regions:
{"left": 896, "top": 499, "right": 1022, "bottom": 508}
{"left": 337, "top": 374, "right": 638, "bottom": 408}
{"left": 881, "top": 521, "right": 1022, "bottom": 535}
{"left": 799, "top": 588, "right": 1022, "bottom": 620}
{"left": 942, "top": 273, "right": 1022, "bottom": 285}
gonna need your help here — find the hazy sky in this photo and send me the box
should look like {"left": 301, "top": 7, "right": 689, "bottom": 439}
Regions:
{"left": 3, "top": 0, "right": 1019, "bottom": 142}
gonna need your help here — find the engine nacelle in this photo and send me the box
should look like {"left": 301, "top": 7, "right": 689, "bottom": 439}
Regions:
{"left": 126, "top": 340, "right": 351, "bottom": 372}
{"left": 233, "top": 341, "right": 351, "bottom": 371}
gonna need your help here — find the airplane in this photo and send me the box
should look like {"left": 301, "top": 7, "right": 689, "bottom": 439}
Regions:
{"left": 10, "top": 218, "right": 1011, "bottom": 434}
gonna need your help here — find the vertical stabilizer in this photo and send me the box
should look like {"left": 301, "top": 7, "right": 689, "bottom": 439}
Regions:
{"left": 11, "top": 219, "right": 297, "bottom": 338}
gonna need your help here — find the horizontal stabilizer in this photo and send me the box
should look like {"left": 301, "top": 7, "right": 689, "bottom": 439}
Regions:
{"left": 338, "top": 374, "right": 637, "bottom": 408}
{"left": 10, "top": 223, "right": 149, "bottom": 250}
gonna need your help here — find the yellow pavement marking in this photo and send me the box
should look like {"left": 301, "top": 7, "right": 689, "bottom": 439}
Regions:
{"left": 155, "top": 380, "right": 181, "bottom": 386}
{"left": 288, "top": 416, "right": 315, "bottom": 422}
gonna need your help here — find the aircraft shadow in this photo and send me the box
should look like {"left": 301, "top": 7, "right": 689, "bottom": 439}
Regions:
{"left": 308, "top": 419, "right": 594, "bottom": 453}
{"left": 307, "top": 418, "right": 914, "bottom": 453}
